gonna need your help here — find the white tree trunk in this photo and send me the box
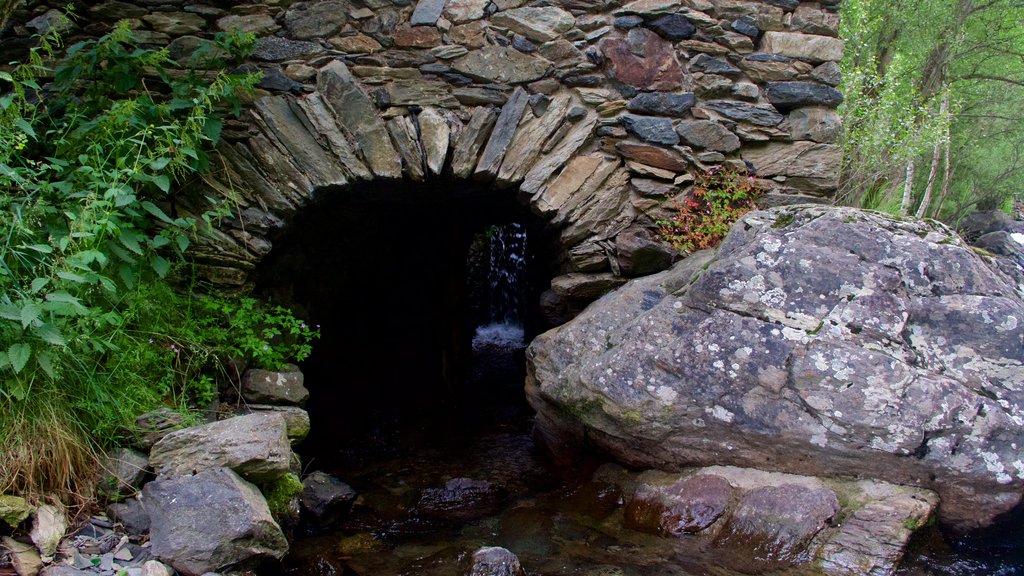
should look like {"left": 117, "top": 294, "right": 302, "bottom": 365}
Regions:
{"left": 900, "top": 157, "right": 916, "bottom": 216}
{"left": 916, "top": 92, "right": 950, "bottom": 219}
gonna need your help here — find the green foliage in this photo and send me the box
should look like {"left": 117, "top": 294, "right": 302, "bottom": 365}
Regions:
{"left": 193, "top": 297, "right": 320, "bottom": 371}
{"left": 838, "top": 0, "right": 1024, "bottom": 219}
{"left": 657, "top": 166, "right": 762, "bottom": 254}
{"left": 0, "top": 20, "right": 316, "bottom": 497}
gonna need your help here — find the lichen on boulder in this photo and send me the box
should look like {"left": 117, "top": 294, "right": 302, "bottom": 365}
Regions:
{"left": 527, "top": 205, "right": 1024, "bottom": 530}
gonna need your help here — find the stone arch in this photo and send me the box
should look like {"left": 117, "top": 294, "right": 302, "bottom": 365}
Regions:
{"left": 189, "top": 59, "right": 636, "bottom": 311}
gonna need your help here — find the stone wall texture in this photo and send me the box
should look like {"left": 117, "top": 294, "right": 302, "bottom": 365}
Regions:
{"left": 2, "top": 0, "right": 844, "bottom": 297}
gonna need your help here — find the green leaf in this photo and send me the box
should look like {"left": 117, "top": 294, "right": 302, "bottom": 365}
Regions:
{"left": 32, "top": 323, "right": 67, "bottom": 346}
{"left": 20, "top": 303, "right": 41, "bottom": 329}
{"left": 24, "top": 244, "right": 53, "bottom": 254}
{"left": 152, "top": 174, "right": 171, "bottom": 193}
{"left": 151, "top": 255, "right": 170, "bottom": 278}
{"left": 30, "top": 278, "right": 49, "bottom": 294}
{"left": 57, "top": 271, "right": 88, "bottom": 283}
{"left": 36, "top": 351, "right": 56, "bottom": 379}
{"left": 203, "top": 117, "right": 223, "bottom": 143}
{"left": 176, "top": 235, "right": 190, "bottom": 253}
{"left": 118, "top": 265, "right": 137, "bottom": 287}
{"left": 148, "top": 157, "right": 172, "bottom": 171}
{"left": 15, "top": 118, "right": 36, "bottom": 139}
{"left": 0, "top": 306, "right": 19, "bottom": 322}
{"left": 142, "top": 201, "right": 174, "bottom": 224}
{"left": 8, "top": 343, "right": 31, "bottom": 374}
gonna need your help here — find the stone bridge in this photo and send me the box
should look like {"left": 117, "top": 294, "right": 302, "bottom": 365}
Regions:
{"left": 5, "top": 0, "right": 845, "bottom": 304}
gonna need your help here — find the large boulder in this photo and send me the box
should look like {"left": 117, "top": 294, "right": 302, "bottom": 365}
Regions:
{"left": 143, "top": 467, "right": 288, "bottom": 576}
{"left": 527, "top": 206, "right": 1024, "bottom": 529}
{"left": 149, "top": 413, "right": 292, "bottom": 482}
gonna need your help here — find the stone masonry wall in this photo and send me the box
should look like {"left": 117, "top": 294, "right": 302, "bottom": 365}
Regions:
{"left": 2, "top": 0, "right": 844, "bottom": 307}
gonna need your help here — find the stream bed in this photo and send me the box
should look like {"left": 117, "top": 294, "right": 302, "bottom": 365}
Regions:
{"left": 283, "top": 342, "right": 1024, "bottom": 576}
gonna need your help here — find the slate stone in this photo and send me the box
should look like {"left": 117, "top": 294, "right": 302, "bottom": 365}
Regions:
{"left": 253, "top": 37, "right": 323, "bottom": 62}
{"left": 490, "top": 6, "right": 575, "bottom": 43}
{"left": 616, "top": 227, "right": 677, "bottom": 277}
{"left": 410, "top": 0, "right": 445, "bottom": 25}
{"left": 108, "top": 498, "right": 151, "bottom": 536}
{"left": 317, "top": 61, "right": 402, "bottom": 179}
{"left": 257, "top": 68, "right": 303, "bottom": 94}
{"left": 811, "top": 61, "right": 842, "bottom": 86}
{"left": 676, "top": 120, "right": 740, "bottom": 152}
{"left": 452, "top": 46, "right": 550, "bottom": 84}
{"left": 643, "top": 13, "right": 695, "bottom": 41}
{"left": 452, "top": 106, "right": 499, "bottom": 178}
{"left": 474, "top": 88, "right": 530, "bottom": 180}
{"left": 731, "top": 16, "right": 759, "bottom": 38}
{"left": 765, "top": 81, "right": 844, "bottom": 112}
{"left": 760, "top": 31, "right": 845, "bottom": 64}
{"left": 703, "top": 100, "right": 784, "bottom": 126}
{"left": 284, "top": 1, "right": 348, "bottom": 40}
{"left": 614, "top": 15, "right": 643, "bottom": 29}
{"left": 620, "top": 114, "right": 679, "bottom": 146}
{"left": 690, "top": 53, "right": 741, "bottom": 76}
{"left": 511, "top": 35, "right": 537, "bottom": 53}
{"left": 616, "top": 141, "right": 688, "bottom": 171}
{"left": 763, "top": 0, "right": 799, "bottom": 9}
{"left": 627, "top": 92, "right": 696, "bottom": 118}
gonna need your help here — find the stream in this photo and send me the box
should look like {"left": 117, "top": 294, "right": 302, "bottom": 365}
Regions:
{"left": 281, "top": 223, "right": 1023, "bottom": 576}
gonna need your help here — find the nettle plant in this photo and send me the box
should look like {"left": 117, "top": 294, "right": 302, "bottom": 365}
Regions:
{"left": 657, "top": 165, "right": 764, "bottom": 254}
{"left": 0, "top": 20, "right": 259, "bottom": 395}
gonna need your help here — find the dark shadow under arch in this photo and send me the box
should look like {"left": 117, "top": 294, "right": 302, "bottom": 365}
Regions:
{"left": 253, "top": 178, "right": 557, "bottom": 457}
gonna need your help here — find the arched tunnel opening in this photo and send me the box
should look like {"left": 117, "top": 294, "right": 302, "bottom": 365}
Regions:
{"left": 253, "top": 179, "right": 558, "bottom": 469}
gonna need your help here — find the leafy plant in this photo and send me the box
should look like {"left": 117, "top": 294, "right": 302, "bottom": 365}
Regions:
{"left": 657, "top": 166, "right": 763, "bottom": 254}
{"left": 0, "top": 18, "right": 274, "bottom": 496}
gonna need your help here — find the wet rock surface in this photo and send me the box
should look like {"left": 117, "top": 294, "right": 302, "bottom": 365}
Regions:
{"left": 528, "top": 205, "right": 1024, "bottom": 530}
{"left": 417, "top": 478, "right": 510, "bottom": 521}
{"left": 300, "top": 472, "right": 357, "bottom": 525}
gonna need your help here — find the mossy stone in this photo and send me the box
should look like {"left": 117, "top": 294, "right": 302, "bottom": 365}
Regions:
{"left": 0, "top": 495, "right": 34, "bottom": 528}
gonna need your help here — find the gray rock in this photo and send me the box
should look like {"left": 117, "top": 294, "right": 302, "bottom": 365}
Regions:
{"left": 257, "top": 69, "right": 303, "bottom": 94}
{"left": 418, "top": 108, "right": 451, "bottom": 176}
{"left": 959, "top": 210, "right": 1024, "bottom": 240}
{"left": 108, "top": 497, "right": 151, "bottom": 536}
{"left": 144, "top": 467, "right": 287, "bottom": 576}
{"left": 738, "top": 53, "right": 813, "bottom": 83}
{"left": 149, "top": 413, "right": 292, "bottom": 483}
{"left": 410, "top": 0, "right": 446, "bottom": 25}
{"left": 811, "top": 61, "right": 842, "bottom": 86}
{"left": 30, "top": 504, "right": 67, "bottom": 558}
{"left": 765, "top": 81, "right": 844, "bottom": 112}
{"left": 731, "top": 16, "right": 759, "bottom": 38}
{"left": 317, "top": 61, "right": 402, "bottom": 179}
{"left": 760, "top": 31, "right": 844, "bottom": 64}
{"left": 300, "top": 472, "right": 357, "bottom": 524}
{"left": 620, "top": 115, "right": 679, "bottom": 146}
{"left": 97, "top": 448, "right": 149, "bottom": 501}
{"left": 474, "top": 88, "right": 530, "bottom": 180}
{"left": 690, "top": 54, "right": 741, "bottom": 76}
{"left": 627, "top": 92, "right": 696, "bottom": 118}
{"left": 643, "top": 13, "right": 695, "bottom": 41}
{"left": 550, "top": 273, "right": 627, "bottom": 300}
{"left": 451, "top": 106, "right": 498, "bottom": 178}
{"left": 615, "top": 227, "right": 677, "bottom": 276}
{"left": 451, "top": 46, "right": 551, "bottom": 84}
{"left": 135, "top": 408, "right": 185, "bottom": 449}
{"left": 251, "top": 96, "right": 348, "bottom": 190}
{"left": 526, "top": 206, "right": 1024, "bottom": 529}
{"left": 702, "top": 100, "right": 783, "bottom": 126}
{"left": 142, "top": 12, "right": 205, "bottom": 35}
{"left": 253, "top": 38, "right": 323, "bottom": 63}
{"left": 490, "top": 7, "right": 575, "bottom": 43}
{"left": 215, "top": 13, "right": 279, "bottom": 36}
{"left": 468, "top": 547, "right": 525, "bottom": 576}
{"left": 242, "top": 406, "right": 311, "bottom": 445}
{"left": 675, "top": 120, "right": 740, "bottom": 152}
{"left": 3, "top": 536, "right": 42, "bottom": 576}
{"left": 284, "top": 1, "right": 348, "bottom": 39}
{"left": 741, "top": 141, "right": 841, "bottom": 190}
{"left": 784, "top": 106, "right": 841, "bottom": 143}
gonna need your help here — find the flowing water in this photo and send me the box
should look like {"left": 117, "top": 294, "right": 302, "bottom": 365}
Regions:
{"left": 284, "top": 223, "right": 1024, "bottom": 576}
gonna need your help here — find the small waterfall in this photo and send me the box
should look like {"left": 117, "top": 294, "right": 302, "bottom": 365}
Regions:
{"left": 472, "top": 223, "right": 527, "bottom": 351}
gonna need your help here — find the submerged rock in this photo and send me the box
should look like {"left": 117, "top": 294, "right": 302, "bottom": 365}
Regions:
{"left": 467, "top": 546, "right": 526, "bottom": 576}
{"left": 300, "top": 471, "right": 357, "bottom": 525}
{"left": 417, "top": 478, "right": 509, "bottom": 521}
{"left": 527, "top": 206, "right": 1024, "bottom": 530}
